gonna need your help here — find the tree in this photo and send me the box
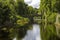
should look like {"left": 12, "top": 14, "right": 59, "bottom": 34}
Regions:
{"left": 0, "top": 0, "right": 38, "bottom": 40}
{"left": 39, "top": 0, "right": 57, "bottom": 40}
{"left": 0, "top": 0, "right": 17, "bottom": 40}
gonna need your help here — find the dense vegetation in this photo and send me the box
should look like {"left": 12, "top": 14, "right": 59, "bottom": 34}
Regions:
{"left": 39, "top": 0, "right": 60, "bottom": 40}
{"left": 0, "top": 0, "right": 38, "bottom": 40}
{"left": 0, "top": 0, "right": 60, "bottom": 40}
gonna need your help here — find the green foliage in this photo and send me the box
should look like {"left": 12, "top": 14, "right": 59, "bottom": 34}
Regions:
{"left": 0, "top": 0, "right": 38, "bottom": 40}
{"left": 39, "top": 0, "right": 60, "bottom": 40}
{"left": 47, "top": 13, "right": 56, "bottom": 23}
{"left": 54, "top": 0, "right": 60, "bottom": 13}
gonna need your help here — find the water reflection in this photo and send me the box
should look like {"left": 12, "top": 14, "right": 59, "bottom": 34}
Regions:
{"left": 13, "top": 37, "right": 16, "bottom": 40}
{"left": 13, "top": 24, "right": 41, "bottom": 40}
{"left": 22, "top": 24, "right": 41, "bottom": 40}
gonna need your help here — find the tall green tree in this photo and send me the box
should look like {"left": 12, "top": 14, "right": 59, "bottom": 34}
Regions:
{"left": 0, "top": 0, "right": 38, "bottom": 40}
{"left": 39, "top": 0, "right": 57, "bottom": 40}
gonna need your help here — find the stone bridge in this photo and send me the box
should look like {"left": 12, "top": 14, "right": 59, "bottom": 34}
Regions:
{"left": 32, "top": 14, "right": 42, "bottom": 24}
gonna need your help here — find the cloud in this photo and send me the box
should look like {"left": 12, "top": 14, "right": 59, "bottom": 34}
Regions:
{"left": 31, "top": 3, "right": 40, "bottom": 9}
{"left": 24, "top": 0, "right": 40, "bottom": 9}
{"left": 24, "top": 0, "right": 32, "bottom": 4}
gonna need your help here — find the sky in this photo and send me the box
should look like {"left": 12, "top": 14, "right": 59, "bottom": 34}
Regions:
{"left": 24, "top": 0, "right": 40, "bottom": 9}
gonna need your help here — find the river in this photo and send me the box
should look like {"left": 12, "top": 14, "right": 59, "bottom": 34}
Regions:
{"left": 13, "top": 24, "right": 41, "bottom": 40}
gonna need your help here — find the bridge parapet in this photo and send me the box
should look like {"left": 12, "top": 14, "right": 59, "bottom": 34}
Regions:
{"left": 33, "top": 16, "right": 42, "bottom": 24}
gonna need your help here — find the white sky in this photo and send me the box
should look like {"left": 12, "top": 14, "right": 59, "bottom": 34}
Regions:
{"left": 24, "top": 0, "right": 40, "bottom": 9}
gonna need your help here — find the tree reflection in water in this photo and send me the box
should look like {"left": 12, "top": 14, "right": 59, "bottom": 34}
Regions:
{"left": 22, "top": 24, "right": 41, "bottom": 40}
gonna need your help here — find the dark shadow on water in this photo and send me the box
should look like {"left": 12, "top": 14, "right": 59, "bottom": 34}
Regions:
{"left": 49, "top": 34, "right": 60, "bottom": 40}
